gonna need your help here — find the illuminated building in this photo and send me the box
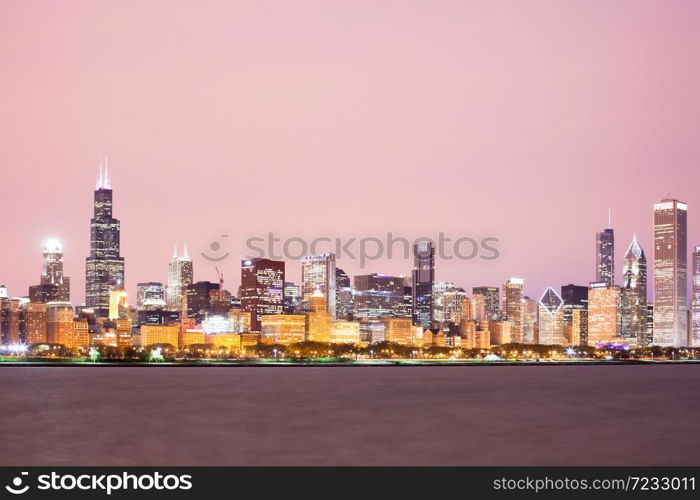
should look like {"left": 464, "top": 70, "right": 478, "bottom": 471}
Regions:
{"left": 521, "top": 297, "right": 538, "bottom": 344}
{"left": 621, "top": 236, "right": 648, "bottom": 347}
{"left": 331, "top": 320, "right": 361, "bottom": 344}
{"left": 137, "top": 309, "right": 180, "bottom": 327}
{"left": 137, "top": 324, "right": 179, "bottom": 347}
{"left": 538, "top": 287, "right": 565, "bottom": 345}
{"left": 335, "top": 269, "right": 353, "bottom": 320}
{"left": 205, "top": 333, "right": 241, "bottom": 352}
{"left": 692, "top": 246, "right": 700, "bottom": 346}
{"left": 166, "top": 244, "right": 193, "bottom": 311}
{"left": 85, "top": 161, "right": 125, "bottom": 317}
{"left": 115, "top": 319, "right": 133, "bottom": 347}
{"left": 186, "top": 281, "right": 219, "bottom": 322}
{"left": 179, "top": 328, "right": 205, "bottom": 349}
{"left": 46, "top": 302, "right": 74, "bottom": 345}
{"left": 283, "top": 282, "right": 300, "bottom": 314}
{"left": 260, "top": 314, "right": 306, "bottom": 344}
{"left": 353, "top": 274, "right": 406, "bottom": 319}
{"left": 381, "top": 317, "right": 411, "bottom": 345}
{"left": 1, "top": 297, "right": 21, "bottom": 344}
{"left": 358, "top": 318, "right": 385, "bottom": 343}
{"left": 70, "top": 319, "right": 90, "bottom": 350}
{"left": 28, "top": 239, "right": 70, "bottom": 303}
{"left": 240, "top": 258, "right": 285, "bottom": 332}
{"left": 561, "top": 284, "right": 588, "bottom": 345}
{"left": 24, "top": 302, "right": 47, "bottom": 344}
{"left": 228, "top": 308, "right": 252, "bottom": 333}
{"left": 208, "top": 286, "right": 232, "bottom": 317}
{"left": 307, "top": 290, "right": 333, "bottom": 343}
{"left": 202, "top": 315, "right": 234, "bottom": 334}
{"left": 502, "top": 278, "right": 523, "bottom": 342}
{"left": 472, "top": 287, "right": 500, "bottom": 320}
{"left": 471, "top": 293, "right": 486, "bottom": 322}
{"left": 588, "top": 282, "right": 622, "bottom": 345}
{"left": 412, "top": 241, "right": 434, "bottom": 327}
{"left": 596, "top": 224, "right": 615, "bottom": 285}
{"left": 136, "top": 282, "right": 165, "bottom": 310}
{"left": 653, "top": 198, "right": 688, "bottom": 346}
{"left": 433, "top": 282, "right": 468, "bottom": 325}
{"left": 108, "top": 289, "right": 129, "bottom": 320}
{"left": 570, "top": 308, "right": 586, "bottom": 346}
{"left": 488, "top": 320, "right": 512, "bottom": 345}
{"left": 301, "top": 253, "right": 336, "bottom": 319}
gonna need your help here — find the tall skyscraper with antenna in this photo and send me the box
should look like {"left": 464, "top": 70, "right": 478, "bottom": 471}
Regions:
{"left": 85, "top": 158, "right": 125, "bottom": 316}
{"left": 166, "top": 244, "right": 194, "bottom": 311}
{"left": 595, "top": 210, "right": 615, "bottom": 285}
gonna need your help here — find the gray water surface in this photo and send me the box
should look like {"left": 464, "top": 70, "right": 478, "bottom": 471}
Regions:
{"left": 1, "top": 365, "right": 698, "bottom": 465}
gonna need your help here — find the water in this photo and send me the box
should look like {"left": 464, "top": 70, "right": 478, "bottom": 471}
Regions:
{"left": 1, "top": 365, "right": 698, "bottom": 465}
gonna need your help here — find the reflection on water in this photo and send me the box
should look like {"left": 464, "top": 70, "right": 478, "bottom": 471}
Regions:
{"left": 1, "top": 365, "right": 698, "bottom": 466}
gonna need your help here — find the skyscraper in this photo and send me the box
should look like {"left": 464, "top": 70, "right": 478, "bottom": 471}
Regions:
{"left": 85, "top": 161, "right": 125, "bottom": 317}
{"left": 561, "top": 284, "right": 588, "bottom": 345}
{"left": 166, "top": 245, "right": 193, "bottom": 311}
{"left": 412, "top": 241, "right": 434, "bottom": 327}
{"left": 472, "top": 286, "right": 500, "bottom": 320}
{"left": 588, "top": 282, "right": 622, "bottom": 345}
{"left": 240, "top": 258, "right": 285, "bottom": 332}
{"left": 335, "top": 268, "right": 353, "bottom": 320}
{"left": 136, "top": 282, "right": 165, "bottom": 310}
{"left": 538, "top": 287, "right": 565, "bottom": 345}
{"left": 301, "top": 254, "right": 336, "bottom": 319}
{"left": 503, "top": 278, "right": 524, "bottom": 342}
{"left": 653, "top": 198, "right": 688, "bottom": 347}
{"left": 433, "top": 282, "right": 468, "bottom": 325}
{"left": 353, "top": 274, "right": 407, "bottom": 319}
{"left": 596, "top": 222, "right": 615, "bottom": 285}
{"left": 283, "top": 282, "right": 301, "bottom": 314}
{"left": 29, "top": 239, "right": 71, "bottom": 303}
{"left": 621, "top": 235, "right": 647, "bottom": 347}
{"left": 692, "top": 246, "right": 700, "bottom": 347}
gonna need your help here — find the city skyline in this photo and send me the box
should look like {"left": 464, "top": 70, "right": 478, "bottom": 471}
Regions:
{"left": 0, "top": 167, "right": 697, "bottom": 348}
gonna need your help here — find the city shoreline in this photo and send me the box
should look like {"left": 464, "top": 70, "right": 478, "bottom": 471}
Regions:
{"left": 1, "top": 359, "right": 698, "bottom": 368}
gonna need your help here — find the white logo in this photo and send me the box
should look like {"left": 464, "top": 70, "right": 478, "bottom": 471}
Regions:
{"left": 5, "top": 472, "right": 29, "bottom": 495}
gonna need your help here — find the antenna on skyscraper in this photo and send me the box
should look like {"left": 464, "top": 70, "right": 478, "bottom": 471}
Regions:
{"left": 608, "top": 208, "right": 612, "bottom": 228}
{"left": 104, "top": 156, "right": 111, "bottom": 189}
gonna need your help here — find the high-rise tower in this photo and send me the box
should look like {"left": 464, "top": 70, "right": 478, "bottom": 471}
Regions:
{"left": 653, "top": 198, "right": 688, "bottom": 347}
{"left": 166, "top": 244, "right": 193, "bottom": 311}
{"left": 621, "top": 235, "right": 647, "bottom": 346}
{"left": 85, "top": 159, "right": 125, "bottom": 317}
{"left": 29, "top": 239, "right": 71, "bottom": 302}
{"left": 692, "top": 246, "right": 700, "bottom": 346}
{"left": 412, "top": 241, "right": 435, "bottom": 327}
{"left": 301, "top": 253, "right": 336, "bottom": 319}
{"left": 596, "top": 212, "right": 615, "bottom": 285}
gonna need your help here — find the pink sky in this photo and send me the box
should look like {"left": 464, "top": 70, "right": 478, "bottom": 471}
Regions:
{"left": 1, "top": 0, "right": 699, "bottom": 303}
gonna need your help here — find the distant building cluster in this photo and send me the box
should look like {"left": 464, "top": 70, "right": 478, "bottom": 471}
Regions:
{"left": 1, "top": 166, "right": 698, "bottom": 354}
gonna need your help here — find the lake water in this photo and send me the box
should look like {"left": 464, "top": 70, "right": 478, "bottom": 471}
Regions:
{"left": 1, "top": 365, "right": 698, "bottom": 466}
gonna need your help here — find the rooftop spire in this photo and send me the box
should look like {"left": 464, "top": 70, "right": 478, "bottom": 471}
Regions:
{"left": 96, "top": 158, "right": 104, "bottom": 190}
{"left": 103, "top": 156, "right": 111, "bottom": 189}
{"left": 173, "top": 243, "right": 178, "bottom": 258}
{"left": 608, "top": 208, "right": 612, "bottom": 228}
{"left": 182, "top": 242, "right": 190, "bottom": 260}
